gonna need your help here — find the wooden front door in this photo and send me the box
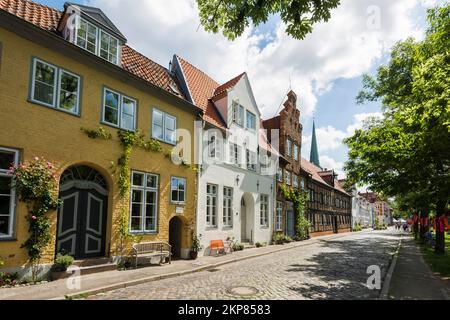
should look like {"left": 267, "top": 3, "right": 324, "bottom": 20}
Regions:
{"left": 286, "top": 210, "right": 295, "bottom": 238}
{"left": 56, "top": 187, "right": 108, "bottom": 259}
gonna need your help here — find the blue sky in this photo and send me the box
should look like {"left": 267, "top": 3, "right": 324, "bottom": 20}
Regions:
{"left": 34, "top": 0, "right": 435, "bottom": 177}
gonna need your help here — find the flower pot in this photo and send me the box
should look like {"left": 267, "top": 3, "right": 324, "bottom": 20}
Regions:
{"left": 190, "top": 251, "right": 199, "bottom": 260}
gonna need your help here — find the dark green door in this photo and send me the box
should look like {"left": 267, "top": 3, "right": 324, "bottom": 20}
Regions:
{"left": 56, "top": 187, "right": 108, "bottom": 259}
{"left": 286, "top": 210, "right": 295, "bottom": 238}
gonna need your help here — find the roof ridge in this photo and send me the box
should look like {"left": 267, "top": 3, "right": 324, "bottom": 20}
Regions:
{"left": 175, "top": 54, "right": 219, "bottom": 87}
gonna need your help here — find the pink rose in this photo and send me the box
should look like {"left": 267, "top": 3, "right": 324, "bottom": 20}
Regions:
{"left": 31, "top": 216, "right": 37, "bottom": 221}
{"left": 34, "top": 157, "right": 39, "bottom": 161}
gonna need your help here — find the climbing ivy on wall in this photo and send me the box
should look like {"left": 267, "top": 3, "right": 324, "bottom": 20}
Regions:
{"left": 279, "top": 184, "right": 311, "bottom": 240}
{"left": 10, "top": 157, "right": 60, "bottom": 282}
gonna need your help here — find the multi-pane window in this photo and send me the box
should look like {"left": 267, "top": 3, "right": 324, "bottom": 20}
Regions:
{"left": 103, "top": 88, "right": 136, "bottom": 131}
{"left": 152, "top": 109, "right": 177, "bottom": 145}
{"left": 100, "top": 30, "right": 119, "bottom": 65}
{"left": 170, "top": 177, "right": 186, "bottom": 204}
{"left": 276, "top": 201, "right": 283, "bottom": 231}
{"left": 246, "top": 149, "right": 257, "bottom": 171}
{"left": 293, "top": 175, "right": 299, "bottom": 188}
{"left": 206, "top": 184, "right": 218, "bottom": 227}
{"left": 130, "top": 171, "right": 158, "bottom": 233}
{"left": 76, "top": 18, "right": 97, "bottom": 54}
{"left": 232, "top": 103, "right": 245, "bottom": 126}
{"left": 76, "top": 18, "right": 120, "bottom": 65}
{"left": 208, "top": 131, "right": 222, "bottom": 160}
{"left": 285, "top": 171, "right": 292, "bottom": 186}
{"left": 223, "top": 187, "right": 233, "bottom": 227}
{"left": 31, "top": 58, "right": 80, "bottom": 115}
{"left": 229, "top": 143, "right": 241, "bottom": 166}
{"left": 260, "top": 194, "right": 269, "bottom": 227}
{"left": 246, "top": 110, "right": 256, "bottom": 131}
{"left": 286, "top": 139, "right": 292, "bottom": 157}
{"left": 294, "top": 144, "right": 299, "bottom": 161}
{"left": 300, "top": 178, "right": 306, "bottom": 190}
{"left": 277, "top": 167, "right": 283, "bottom": 182}
{"left": 0, "top": 148, "right": 19, "bottom": 238}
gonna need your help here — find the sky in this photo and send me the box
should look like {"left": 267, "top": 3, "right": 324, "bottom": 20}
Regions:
{"left": 36, "top": 0, "right": 439, "bottom": 178}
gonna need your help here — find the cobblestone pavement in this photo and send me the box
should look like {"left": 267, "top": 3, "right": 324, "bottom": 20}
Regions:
{"left": 89, "top": 230, "right": 401, "bottom": 300}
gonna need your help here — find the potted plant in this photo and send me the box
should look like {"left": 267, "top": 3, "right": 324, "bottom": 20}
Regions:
{"left": 50, "top": 253, "right": 74, "bottom": 281}
{"left": 190, "top": 233, "right": 203, "bottom": 260}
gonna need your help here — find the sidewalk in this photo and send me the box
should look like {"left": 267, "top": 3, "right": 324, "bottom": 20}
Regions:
{"left": 388, "top": 235, "right": 450, "bottom": 300}
{"left": 0, "top": 232, "right": 352, "bottom": 300}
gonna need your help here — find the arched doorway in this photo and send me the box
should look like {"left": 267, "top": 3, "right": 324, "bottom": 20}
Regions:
{"left": 169, "top": 217, "right": 183, "bottom": 259}
{"left": 56, "top": 165, "right": 109, "bottom": 260}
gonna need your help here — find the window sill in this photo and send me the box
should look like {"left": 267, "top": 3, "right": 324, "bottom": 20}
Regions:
{"left": 205, "top": 227, "right": 218, "bottom": 231}
{"left": 100, "top": 121, "right": 135, "bottom": 133}
{"left": 171, "top": 202, "right": 186, "bottom": 206}
{"left": 0, "top": 236, "right": 17, "bottom": 242}
{"left": 152, "top": 137, "right": 177, "bottom": 147}
{"left": 222, "top": 226, "right": 233, "bottom": 230}
{"left": 129, "top": 231, "right": 158, "bottom": 235}
{"left": 27, "top": 99, "right": 81, "bottom": 118}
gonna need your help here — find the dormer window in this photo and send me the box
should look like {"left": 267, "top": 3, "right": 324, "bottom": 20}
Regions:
{"left": 75, "top": 17, "right": 119, "bottom": 65}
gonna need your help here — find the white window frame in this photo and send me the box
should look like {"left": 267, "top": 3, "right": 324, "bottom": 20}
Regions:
{"left": 170, "top": 177, "right": 186, "bottom": 205}
{"left": 30, "top": 58, "right": 81, "bottom": 115}
{"left": 0, "top": 147, "right": 19, "bottom": 238}
{"left": 208, "top": 131, "right": 222, "bottom": 160}
{"left": 75, "top": 17, "right": 120, "bottom": 65}
{"left": 277, "top": 167, "right": 283, "bottom": 182}
{"left": 129, "top": 171, "right": 159, "bottom": 233}
{"left": 232, "top": 102, "right": 245, "bottom": 126}
{"left": 294, "top": 144, "right": 299, "bottom": 161}
{"left": 260, "top": 194, "right": 269, "bottom": 227}
{"left": 285, "top": 171, "right": 292, "bottom": 186}
{"left": 276, "top": 201, "right": 283, "bottom": 232}
{"left": 102, "top": 87, "right": 136, "bottom": 131}
{"left": 246, "top": 110, "right": 256, "bottom": 131}
{"left": 206, "top": 184, "right": 218, "bottom": 228}
{"left": 246, "top": 149, "right": 256, "bottom": 172}
{"left": 152, "top": 108, "right": 177, "bottom": 145}
{"left": 229, "top": 143, "right": 241, "bottom": 166}
{"left": 99, "top": 30, "right": 119, "bottom": 65}
{"left": 223, "top": 187, "right": 233, "bottom": 227}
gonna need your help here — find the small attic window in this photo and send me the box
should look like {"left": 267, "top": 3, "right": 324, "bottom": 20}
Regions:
{"left": 169, "top": 84, "right": 181, "bottom": 96}
{"left": 75, "top": 17, "right": 120, "bottom": 65}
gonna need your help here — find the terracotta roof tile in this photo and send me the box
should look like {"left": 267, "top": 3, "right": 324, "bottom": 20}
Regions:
{"left": 176, "top": 55, "right": 227, "bottom": 129}
{"left": 213, "top": 72, "right": 246, "bottom": 97}
{"left": 1, "top": 0, "right": 188, "bottom": 102}
{"left": 301, "top": 157, "right": 350, "bottom": 195}
{"left": 0, "top": 0, "right": 62, "bottom": 32}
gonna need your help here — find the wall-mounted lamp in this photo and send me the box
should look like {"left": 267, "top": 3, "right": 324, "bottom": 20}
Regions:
{"left": 236, "top": 175, "right": 240, "bottom": 186}
{"left": 257, "top": 180, "right": 260, "bottom": 191}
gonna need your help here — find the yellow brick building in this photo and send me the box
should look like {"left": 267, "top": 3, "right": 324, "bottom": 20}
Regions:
{"left": 0, "top": 0, "right": 201, "bottom": 276}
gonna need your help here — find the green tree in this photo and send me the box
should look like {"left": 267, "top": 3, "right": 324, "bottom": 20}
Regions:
{"left": 344, "top": 4, "right": 450, "bottom": 254}
{"left": 196, "top": 0, "right": 340, "bottom": 40}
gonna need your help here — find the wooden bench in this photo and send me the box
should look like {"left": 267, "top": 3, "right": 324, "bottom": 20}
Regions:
{"left": 132, "top": 242, "right": 172, "bottom": 268}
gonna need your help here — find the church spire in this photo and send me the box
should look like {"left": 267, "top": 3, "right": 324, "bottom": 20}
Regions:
{"left": 310, "top": 120, "right": 321, "bottom": 168}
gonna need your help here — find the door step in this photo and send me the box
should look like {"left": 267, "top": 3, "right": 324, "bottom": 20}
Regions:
{"left": 73, "top": 257, "right": 113, "bottom": 268}
{"left": 241, "top": 243, "right": 256, "bottom": 249}
{"left": 68, "top": 262, "right": 117, "bottom": 276}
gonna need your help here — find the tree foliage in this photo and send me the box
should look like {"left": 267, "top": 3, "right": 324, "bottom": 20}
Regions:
{"left": 344, "top": 4, "right": 450, "bottom": 253}
{"left": 196, "top": 0, "right": 340, "bottom": 40}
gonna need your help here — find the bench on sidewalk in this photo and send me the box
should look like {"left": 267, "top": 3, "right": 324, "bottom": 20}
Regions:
{"left": 210, "top": 240, "right": 233, "bottom": 256}
{"left": 132, "top": 242, "right": 172, "bottom": 268}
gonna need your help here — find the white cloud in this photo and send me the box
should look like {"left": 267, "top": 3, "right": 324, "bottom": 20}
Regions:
{"left": 87, "top": 0, "right": 431, "bottom": 119}
{"left": 320, "top": 155, "right": 345, "bottom": 177}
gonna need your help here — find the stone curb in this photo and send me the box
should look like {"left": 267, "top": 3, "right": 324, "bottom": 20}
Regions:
{"left": 379, "top": 234, "right": 403, "bottom": 300}
{"left": 57, "top": 233, "right": 350, "bottom": 300}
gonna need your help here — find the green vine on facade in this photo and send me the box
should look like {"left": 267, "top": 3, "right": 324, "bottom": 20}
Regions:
{"left": 10, "top": 157, "right": 60, "bottom": 281}
{"left": 280, "top": 183, "right": 311, "bottom": 240}
{"left": 80, "top": 127, "right": 112, "bottom": 140}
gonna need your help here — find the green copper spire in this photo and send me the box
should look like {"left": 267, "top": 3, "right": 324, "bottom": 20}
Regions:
{"left": 310, "top": 120, "right": 321, "bottom": 168}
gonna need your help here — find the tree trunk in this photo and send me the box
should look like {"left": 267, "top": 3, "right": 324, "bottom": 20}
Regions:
{"left": 435, "top": 201, "right": 447, "bottom": 255}
{"left": 419, "top": 210, "right": 429, "bottom": 243}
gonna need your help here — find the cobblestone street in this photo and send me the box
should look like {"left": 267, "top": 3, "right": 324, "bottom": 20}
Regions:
{"left": 88, "top": 230, "right": 401, "bottom": 300}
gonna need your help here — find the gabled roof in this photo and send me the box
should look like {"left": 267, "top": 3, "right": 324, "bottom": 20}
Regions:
{"left": 213, "top": 72, "right": 246, "bottom": 98}
{"left": 0, "top": 0, "right": 188, "bottom": 104}
{"left": 64, "top": 2, "right": 127, "bottom": 42}
{"left": 175, "top": 55, "right": 227, "bottom": 129}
